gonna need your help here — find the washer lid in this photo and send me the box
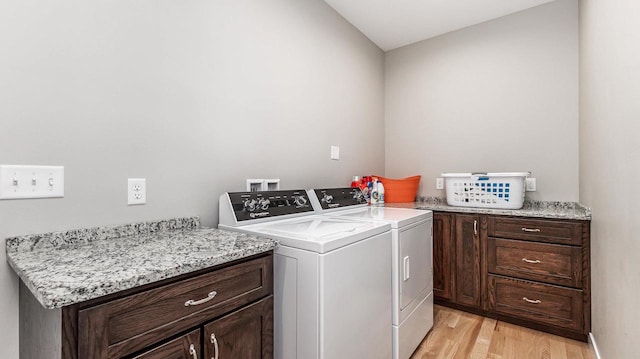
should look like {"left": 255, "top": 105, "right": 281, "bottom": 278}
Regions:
{"left": 242, "top": 215, "right": 390, "bottom": 253}
{"left": 334, "top": 207, "right": 432, "bottom": 228}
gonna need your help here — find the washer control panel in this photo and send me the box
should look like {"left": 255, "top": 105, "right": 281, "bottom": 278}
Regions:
{"left": 227, "top": 190, "right": 313, "bottom": 221}
{"left": 311, "top": 187, "right": 367, "bottom": 210}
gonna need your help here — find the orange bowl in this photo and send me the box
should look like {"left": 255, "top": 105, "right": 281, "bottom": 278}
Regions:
{"left": 374, "top": 175, "right": 421, "bottom": 203}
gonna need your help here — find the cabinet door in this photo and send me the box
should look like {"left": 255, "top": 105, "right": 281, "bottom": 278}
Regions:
{"left": 455, "top": 214, "right": 481, "bottom": 307}
{"left": 433, "top": 212, "right": 454, "bottom": 301}
{"left": 131, "top": 329, "right": 200, "bottom": 359}
{"left": 204, "top": 295, "right": 273, "bottom": 359}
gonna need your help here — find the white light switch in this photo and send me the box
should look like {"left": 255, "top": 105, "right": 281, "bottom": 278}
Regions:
{"left": 330, "top": 146, "right": 340, "bottom": 160}
{"left": 0, "top": 165, "right": 64, "bottom": 199}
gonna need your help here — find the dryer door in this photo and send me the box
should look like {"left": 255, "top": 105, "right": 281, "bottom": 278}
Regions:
{"left": 399, "top": 219, "right": 433, "bottom": 310}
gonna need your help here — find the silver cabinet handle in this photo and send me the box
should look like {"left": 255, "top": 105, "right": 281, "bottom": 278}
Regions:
{"left": 185, "top": 291, "right": 217, "bottom": 307}
{"left": 189, "top": 344, "right": 198, "bottom": 359}
{"left": 522, "top": 258, "right": 542, "bottom": 264}
{"left": 473, "top": 220, "right": 478, "bottom": 235}
{"left": 210, "top": 333, "right": 219, "bottom": 359}
{"left": 521, "top": 227, "right": 541, "bottom": 233}
{"left": 522, "top": 297, "right": 542, "bottom": 304}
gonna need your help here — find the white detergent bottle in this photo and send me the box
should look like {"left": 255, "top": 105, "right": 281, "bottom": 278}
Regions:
{"left": 377, "top": 180, "right": 385, "bottom": 204}
{"left": 370, "top": 180, "right": 379, "bottom": 205}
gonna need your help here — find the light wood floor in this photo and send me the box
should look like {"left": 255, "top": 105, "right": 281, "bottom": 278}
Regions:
{"left": 411, "top": 305, "right": 595, "bottom": 359}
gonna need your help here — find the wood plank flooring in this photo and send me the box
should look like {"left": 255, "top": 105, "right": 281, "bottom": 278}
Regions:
{"left": 411, "top": 305, "right": 595, "bottom": 359}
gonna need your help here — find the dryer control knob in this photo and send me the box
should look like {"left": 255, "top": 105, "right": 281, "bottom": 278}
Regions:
{"left": 258, "top": 198, "right": 271, "bottom": 211}
{"left": 243, "top": 199, "right": 257, "bottom": 212}
{"left": 322, "top": 194, "right": 334, "bottom": 203}
{"left": 294, "top": 195, "right": 308, "bottom": 207}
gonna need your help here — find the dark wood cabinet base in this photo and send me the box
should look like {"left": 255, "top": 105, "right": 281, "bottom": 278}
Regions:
{"left": 433, "top": 211, "right": 590, "bottom": 342}
{"left": 434, "top": 298, "right": 588, "bottom": 342}
{"left": 18, "top": 252, "right": 274, "bottom": 359}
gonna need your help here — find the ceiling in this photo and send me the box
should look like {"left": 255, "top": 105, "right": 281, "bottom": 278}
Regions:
{"left": 322, "top": 0, "right": 558, "bottom": 51}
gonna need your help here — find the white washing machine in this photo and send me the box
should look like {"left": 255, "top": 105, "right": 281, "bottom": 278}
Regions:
{"left": 308, "top": 188, "right": 434, "bottom": 359}
{"left": 219, "top": 190, "right": 392, "bottom": 359}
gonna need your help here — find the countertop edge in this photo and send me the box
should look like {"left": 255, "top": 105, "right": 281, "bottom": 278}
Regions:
{"left": 6, "top": 223, "right": 278, "bottom": 309}
{"left": 36, "top": 241, "right": 277, "bottom": 309}
{"left": 384, "top": 199, "right": 591, "bottom": 220}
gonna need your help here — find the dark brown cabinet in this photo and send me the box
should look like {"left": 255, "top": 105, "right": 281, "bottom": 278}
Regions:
{"left": 433, "top": 212, "right": 454, "bottom": 301}
{"left": 454, "top": 214, "right": 481, "bottom": 308}
{"left": 432, "top": 211, "right": 591, "bottom": 342}
{"left": 204, "top": 296, "right": 273, "bottom": 359}
{"left": 131, "top": 329, "right": 201, "bottom": 359}
{"left": 485, "top": 216, "right": 590, "bottom": 340}
{"left": 65, "top": 253, "right": 274, "bottom": 359}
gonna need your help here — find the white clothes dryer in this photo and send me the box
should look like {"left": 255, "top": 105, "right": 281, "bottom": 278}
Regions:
{"left": 219, "top": 189, "right": 392, "bottom": 359}
{"left": 308, "top": 187, "right": 434, "bottom": 359}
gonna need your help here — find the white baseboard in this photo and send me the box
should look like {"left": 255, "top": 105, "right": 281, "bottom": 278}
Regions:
{"left": 589, "top": 332, "right": 602, "bottom": 359}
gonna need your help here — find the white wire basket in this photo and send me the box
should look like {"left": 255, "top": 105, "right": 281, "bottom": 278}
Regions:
{"left": 441, "top": 172, "right": 530, "bottom": 209}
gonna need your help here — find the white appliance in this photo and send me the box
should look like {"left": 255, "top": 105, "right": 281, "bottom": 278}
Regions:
{"left": 219, "top": 190, "right": 392, "bottom": 359}
{"left": 308, "top": 188, "right": 434, "bottom": 359}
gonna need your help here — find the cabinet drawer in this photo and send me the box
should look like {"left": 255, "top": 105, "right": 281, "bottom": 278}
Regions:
{"left": 488, "top": 217, "right": 582, "bottom": 245}
{"left": 78, "top": 255, "right": 273, "bottom": 358}
{"left": 488, "top": 238, "right": 582, "bottom": 287}
{"left": 131, "top": 329, "right": 200, "bottom": 359}
{"left": 488, "top": 275, "right": 583, "bottom": 332}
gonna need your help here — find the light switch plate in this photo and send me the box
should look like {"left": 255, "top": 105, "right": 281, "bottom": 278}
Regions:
{"left": 330, "top": 146, "right": 340, "bottom": 160}
{"left": 436, "top": 177, "right": 444, "bottom": 190}
{"left": 0, "top": 165, "right": 64, "bottom": 199}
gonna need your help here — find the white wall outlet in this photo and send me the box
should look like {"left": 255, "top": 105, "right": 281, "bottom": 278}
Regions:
{"left": 330, "top": 146, "right": 340, "bottom": 160}
{"left": 127, "top": 178, "right": 146, "bottom": 205}
{"left": 264, "top": 179, "right": 280, "bottom": 191}
{"left": 436, "top": 177, "right": 444, "bottom": 190}
{"left": 525, "top": 177, "right": 537, "bottom": 192}
{"left": 0, "top": 165, "right": 64, "bottom": 199}
{"left": 247, "top": 179, "right": 264, "bottom": 192}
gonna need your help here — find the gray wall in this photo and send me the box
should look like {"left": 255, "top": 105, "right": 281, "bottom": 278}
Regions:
{"left": 384, "top": 0, "right": 579, "bottom": 201}
{"left": 0, "top": 0, "right": 385, "bottom": 356}
{"left": 580, "top": 0, "right": 640, "bottom": 357}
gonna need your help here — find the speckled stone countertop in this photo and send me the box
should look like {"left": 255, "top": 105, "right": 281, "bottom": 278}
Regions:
{"left": 384, "top": 198, "right": 591, "bottom": 220}
{"left": 5, "top": 217, "right": 277, "bottom": 309}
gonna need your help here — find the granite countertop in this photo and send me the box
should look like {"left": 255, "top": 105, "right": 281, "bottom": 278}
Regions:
{"left": 384, "top": 198, "right": 591, "bottom": 220}
{"left": 5, "top": 217, "right": 277, "bottom": 309}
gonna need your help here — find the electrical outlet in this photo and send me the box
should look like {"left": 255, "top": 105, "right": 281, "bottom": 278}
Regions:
{"left": 128, "top": 178, "right": 146, "bottom": 205}
{"left": 436, "top": 178, "right": 444, "bottom": 190}
{"left": 525, "top": 178, "right": 537, "bottom": 192}
{"left": 0, "top": 165, "right": 64, "bottom": 199}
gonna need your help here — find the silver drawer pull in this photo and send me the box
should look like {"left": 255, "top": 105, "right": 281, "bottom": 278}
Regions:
{"left": 189, "top": 343, "right": 198, "bottom": 359}
{"left": 522, "top": 258, "right": 542, "bottom": 264}
{"left": 522, "top": 297, "right": 542, "bottom": 304}
{"left": 521, "top": 227, "right": 541, "bottom": 233}
{"left": 210, "top": 333, "right": 219, "bottom": 359}
{"left": 185, "top": 291, "right": 217, "bottom": 307}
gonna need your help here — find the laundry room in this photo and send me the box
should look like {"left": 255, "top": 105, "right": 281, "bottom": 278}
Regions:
{"left": 1, "top": 0, "right": 638, "bottom": 358}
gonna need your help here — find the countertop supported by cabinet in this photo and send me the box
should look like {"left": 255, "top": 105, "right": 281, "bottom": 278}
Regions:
{"left": 6, "top": 216, "right": 277, "bottom": 309}
{"left": 385, "top": 198, "right": 591, "bottom": 220}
